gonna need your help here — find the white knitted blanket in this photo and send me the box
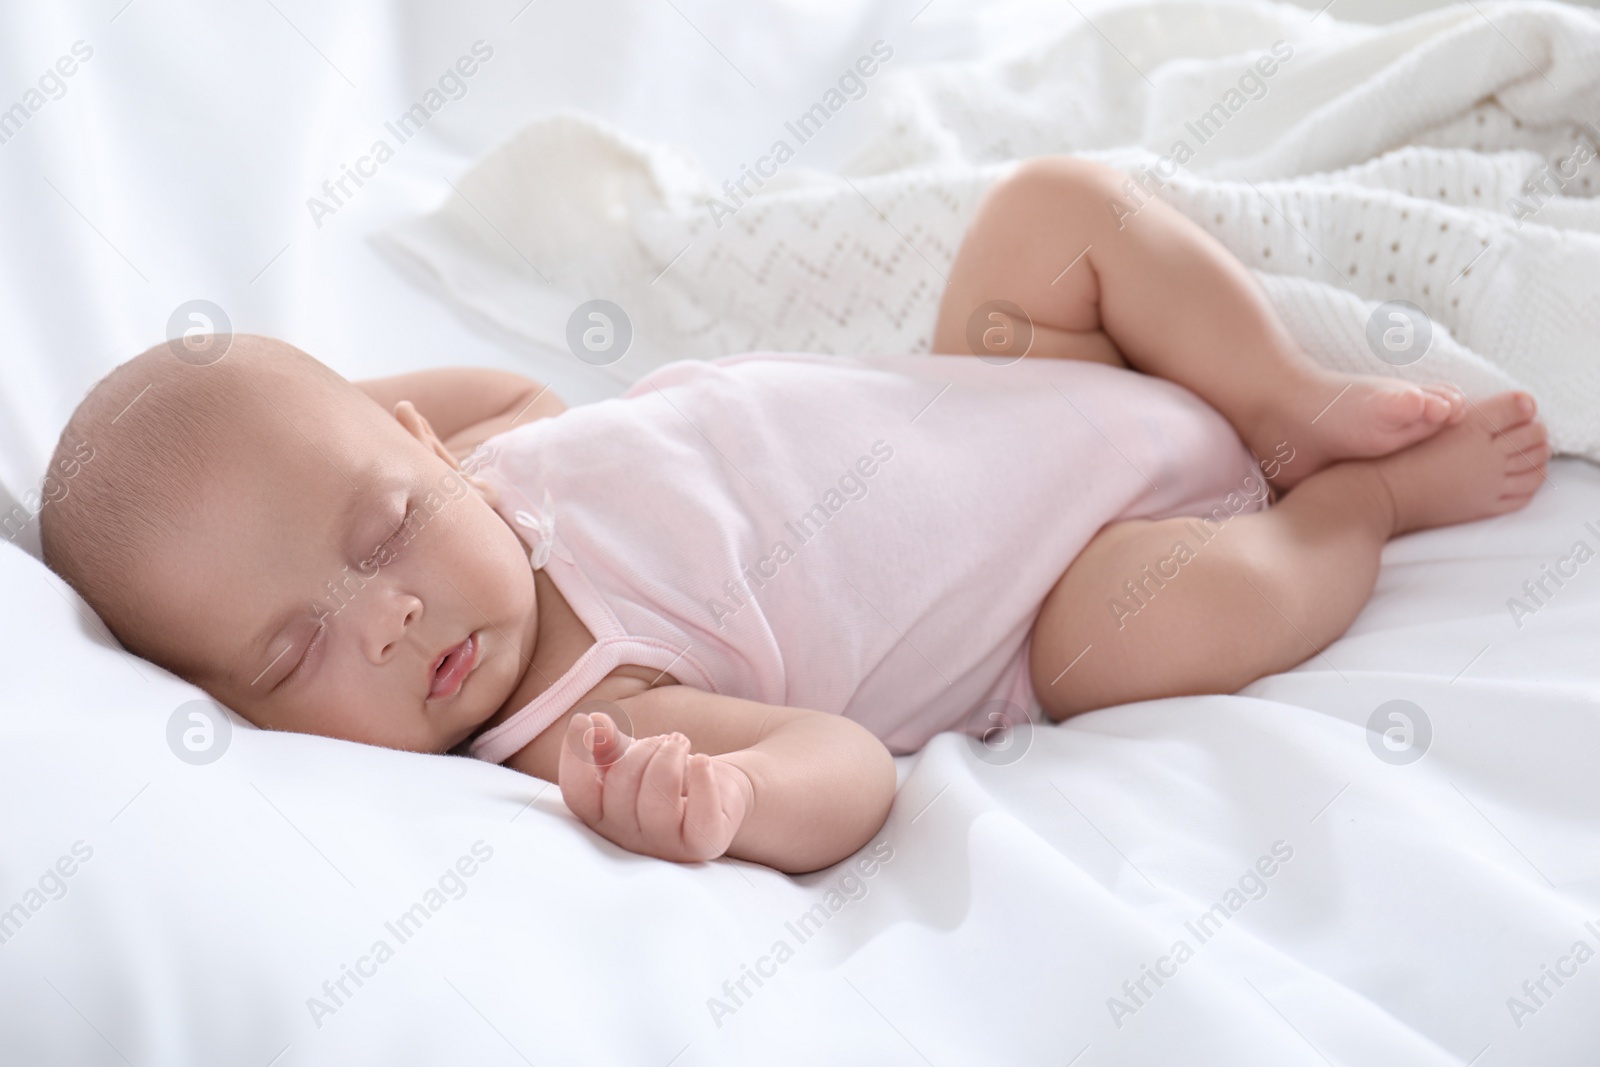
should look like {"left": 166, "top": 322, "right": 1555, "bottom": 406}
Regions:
{"left": 384, "top": 0, "right": 1600, "bottom": 459}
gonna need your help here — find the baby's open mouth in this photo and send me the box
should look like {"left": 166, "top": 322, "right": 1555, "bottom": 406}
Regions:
{"left": 429, "top": 632, "right": 480, "bottom": 701}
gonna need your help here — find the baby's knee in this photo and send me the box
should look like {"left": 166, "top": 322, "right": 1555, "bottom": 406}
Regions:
{"left": 989, "top": 155, "right": 1125, "bottom": 215}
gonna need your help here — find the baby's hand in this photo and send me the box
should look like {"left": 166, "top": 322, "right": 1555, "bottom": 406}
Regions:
{"left": 557, "top": 709, "right": 752, "bottom": 863}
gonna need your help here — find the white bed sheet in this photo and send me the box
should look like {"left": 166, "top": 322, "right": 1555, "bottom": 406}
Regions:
{"left": 2, "top": 1, "right": 1599, "bottom": 1064}
{"left": 4, "top": 469, "right": 1598, "bottom": 1065}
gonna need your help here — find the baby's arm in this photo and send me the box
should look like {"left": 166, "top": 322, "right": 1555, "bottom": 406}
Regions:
{"left": 512, "top": 686, "right": 898, "bottom": 874}
{"left": 355, "top": 368, "right": 565, "bottom": 458}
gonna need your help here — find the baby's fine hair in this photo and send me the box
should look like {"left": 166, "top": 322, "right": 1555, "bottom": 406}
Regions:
{"left": 40, "top": 336, "right": 347, "bottom": 669}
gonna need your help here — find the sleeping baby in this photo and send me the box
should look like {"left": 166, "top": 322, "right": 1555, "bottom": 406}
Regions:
{"left": 40, "top": 157, "right": 1548, "bottom": 873}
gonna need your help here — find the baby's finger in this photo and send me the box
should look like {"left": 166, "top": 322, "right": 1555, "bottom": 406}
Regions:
{"left": 600, "top": 734, "right": 663, "bottom": 838}
{"left": 585, "top": 710, "right": 631, "bottom": 769}
{"left": 557, "top": 714, "right": 605, "bottom": 826}
{"left": 637, "top": 735, "right": 689, "bottom": 850}
{"left": 683, "top": 753, "right": 733, "bottom": 861}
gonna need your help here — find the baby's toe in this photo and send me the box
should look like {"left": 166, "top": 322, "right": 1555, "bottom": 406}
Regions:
{"left": 1474, "top": 391, "right": 1536, "bottom": 432}
{"left": 1370, "top": 383, "right": 1431, "bottom": 427}
{"left": 1500, "top": 419, "right": 1549, "bottom": 466}
{"left": 1499, "top": 466, "right": 1547, "bottom": 507}
{"left": 1420, "top": 385, "right": 1465, "bottom": 422}
{"left": 1422, "top": 383, "right": 1467, "bottom": 423}
{"left": 1418, "top": 389, "right": 1453, "bottom": 424}
{"left": 1505, "top": 443, "right": 1552, "bottom": 473}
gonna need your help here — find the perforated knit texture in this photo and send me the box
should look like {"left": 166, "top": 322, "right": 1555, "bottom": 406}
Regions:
{"left": 387, "top": 0, "right": 1600, "bottom": 457}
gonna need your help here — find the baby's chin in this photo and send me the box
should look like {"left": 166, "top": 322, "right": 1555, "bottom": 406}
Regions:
{"left": 437, "top": 704, "right": 493, "bottom": 753}
{"left": 415, "top": 693, "right": 509, "bottom": 755}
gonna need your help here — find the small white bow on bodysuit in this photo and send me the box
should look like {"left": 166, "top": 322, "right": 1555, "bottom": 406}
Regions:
{"left": 511, "top": 488, "right": 572, "bottom": 570}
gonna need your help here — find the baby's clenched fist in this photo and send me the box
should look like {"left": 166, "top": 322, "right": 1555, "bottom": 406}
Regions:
{"left": 557, "top": 709, "right": 751, "bottom": 863}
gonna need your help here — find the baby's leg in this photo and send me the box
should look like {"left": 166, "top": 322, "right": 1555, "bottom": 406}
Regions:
{"left": 933, "top": 156, "right": 1466, "bottom": 488}
{"left": 1029, "top": 392, "right": 1547, "bottom": 718}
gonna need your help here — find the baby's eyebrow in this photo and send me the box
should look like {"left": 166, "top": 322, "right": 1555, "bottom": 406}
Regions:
{"left": 241, "top": 474, "right": 392, "bottom": 688}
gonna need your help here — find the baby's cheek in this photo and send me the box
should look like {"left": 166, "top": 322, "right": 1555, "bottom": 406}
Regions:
{"left": 473, "top": 512, "right": 535, "bottom": 586}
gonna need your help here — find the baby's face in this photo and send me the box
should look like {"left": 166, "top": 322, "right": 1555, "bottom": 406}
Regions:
{"left": 142, "top": 380, "right": 536, "bottom": 754}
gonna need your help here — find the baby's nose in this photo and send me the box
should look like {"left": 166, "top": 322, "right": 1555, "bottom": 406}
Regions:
{"left": 368, "top": 593, "right": 423, "bottom": 663}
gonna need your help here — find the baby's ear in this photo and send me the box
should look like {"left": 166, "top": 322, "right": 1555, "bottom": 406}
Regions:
{"left": 391, "top": 400, "right": 499, "bottom": 506}
{"left": 392, "top": 400, "right": 452, "bottom": 462}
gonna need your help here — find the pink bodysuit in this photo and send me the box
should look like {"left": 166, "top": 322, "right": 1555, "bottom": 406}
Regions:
{"left": 464, "top": 352, "right": 1267, "bottom": 762}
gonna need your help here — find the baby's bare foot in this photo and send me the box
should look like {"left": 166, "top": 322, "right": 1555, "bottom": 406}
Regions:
{"left": 1255, "top": 371, "right": 1465, "bottom": 489}
{"left": 1364, "top": 391, "right": 1549, "bottom": 535}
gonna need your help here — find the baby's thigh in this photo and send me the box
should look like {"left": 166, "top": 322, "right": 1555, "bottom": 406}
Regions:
{"left": 1029, "top": 515, "right": 1258, "bottom": 720}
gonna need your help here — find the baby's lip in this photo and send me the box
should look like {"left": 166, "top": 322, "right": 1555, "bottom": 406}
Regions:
{"left": 427, "top": 632, "right": 481, "bottom": 702}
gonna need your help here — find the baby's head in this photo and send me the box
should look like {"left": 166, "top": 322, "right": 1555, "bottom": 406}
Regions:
{"left": 40, "top": 336, "right": 537, "bottom": 754}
